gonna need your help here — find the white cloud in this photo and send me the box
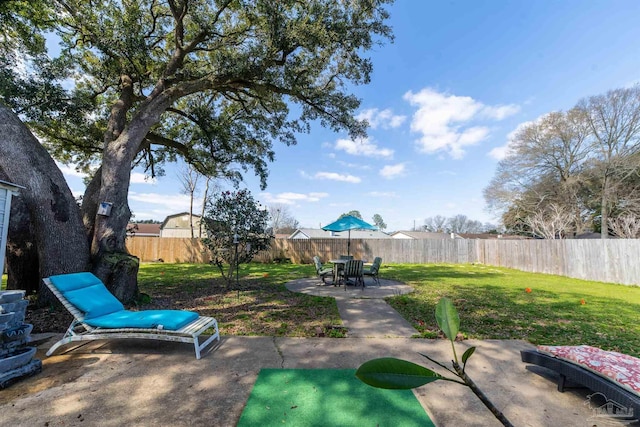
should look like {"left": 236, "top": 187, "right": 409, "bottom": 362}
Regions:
{"left": 403, "top": 88, "right": 520, "bottom": 159}
{"left": 299, "top": 170, "right": 359, "bottom": 182}
{"left": 130, "top": 208, "right": 177, "bottom": 221}
{"left": 131, "top": 172, "right": 157, "bottom": 184}
{"left": 57, "top": 163, "right": 86, "bottom": 178}
{"left": 129, "top": 192, "right": 191, "bottom": 206}
{"left": 367, "top": 191, "right": 399, "bottom": 198}
{"left": 57, "top": 162, "right": 156, "bottom": 184}
{"left": 128, "top": 192, "right": 195, "bottom": 221}
{"left": 261, "top": 192, "right": 329, "bottom": 205}
{"left": 315, "top": 172, "right": 361, "bottom": 183}
{"left": 482, "top": 104, "right": 521, "bottom": 120}
{"left": 336, "top": 160, "right": 372, "bottom": 170}
{"left": 488, "top": 145, "right": 510, "bottom": 160}
{"left": 356, "top": 108, "right": 407, "bottom": 129}
{"left": 380, "top": 163, "right": 406, "bottom": 179}
{"left": 334, "top": 137, "right": 394, "bottom": 158}
{"left": 488, "top": 120, "right": 534, "bottom": 160}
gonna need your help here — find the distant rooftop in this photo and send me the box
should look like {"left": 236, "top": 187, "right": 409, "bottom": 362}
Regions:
{"left": 289, "top": 228, "right": 391, "bottom": 239}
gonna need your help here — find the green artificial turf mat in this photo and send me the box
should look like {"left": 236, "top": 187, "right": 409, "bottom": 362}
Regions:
{"left": 237, "top": 368, "right": 435, "bottom": 426}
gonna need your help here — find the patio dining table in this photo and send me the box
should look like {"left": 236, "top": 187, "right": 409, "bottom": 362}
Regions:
{"left": 329, "top": 259, "right": 367, "bottom": 286}
{"left": 328, "top": 259, "right": 347, "bottom": 285}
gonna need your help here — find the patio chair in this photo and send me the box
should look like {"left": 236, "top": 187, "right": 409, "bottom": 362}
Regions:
{"left": 363, "top": 257, "right": 382, "bottom": 286}
{"left": 339, "top": 259, "right": 364, "bottom": 290}
{"left": 339, "top": 255, "right": 354, "bottom": 260}
{"left": 313, "top": 256, "right": 333, "bottom": 284}
{"left": 43, "top": 272, "right": 220, "bottom": 359}
{"left": 521, "top": 345, "right": 640, "bottom": 418}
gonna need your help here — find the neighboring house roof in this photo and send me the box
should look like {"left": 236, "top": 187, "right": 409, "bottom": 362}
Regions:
{"left": 458, "top": 233, "right": 535, "bottom": 240}
{"left": 127, "top": 223, "right": 161, "bottom": 236}
{"left": 288, "top": 228, "right": 391, "bottom": 239}
{"left": 497, "top": 234, "right": 534, "bottom": 240}
{"left": 573, "top": 232, "right": 617, "bottom": 239}
{"left": 391, "top": 231, "right": 462, "bottom": 239}
{"left": 160, "top": 212, "right": 202, "bottom": 229}
{"left": 458, "top": 233, "right": 498, "bottom": 239}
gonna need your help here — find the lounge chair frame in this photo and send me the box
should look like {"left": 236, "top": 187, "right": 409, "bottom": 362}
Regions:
{"left": 44, "top": 278, "right": 220, "bottom": 359}
{"left": 521, "top": 349, "right": 640, "bottom": 417}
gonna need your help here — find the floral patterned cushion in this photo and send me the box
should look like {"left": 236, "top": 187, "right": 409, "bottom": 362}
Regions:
{"left": 537, "top": 345, "right": 640, "bottom": 396}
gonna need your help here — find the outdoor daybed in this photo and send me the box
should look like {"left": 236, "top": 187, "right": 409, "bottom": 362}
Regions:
{"left": 521, "top": 345, "right": 640, "bottom": 418}
{"left": 44, "top": 272, "right": 219, "bottom": 359}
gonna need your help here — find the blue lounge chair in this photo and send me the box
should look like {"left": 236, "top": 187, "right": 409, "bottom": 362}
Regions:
{"left": 44, "top": 272, "right": 219, "bottom": 359}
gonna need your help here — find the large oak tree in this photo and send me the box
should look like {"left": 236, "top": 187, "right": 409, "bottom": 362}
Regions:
{"left": 485, "top": 86, "right": 640, "bottom": 239}
{"left": 0, "top": 0, "right": 393, "bottom": 301}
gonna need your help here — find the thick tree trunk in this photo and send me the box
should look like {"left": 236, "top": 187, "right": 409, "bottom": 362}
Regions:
{"left": 0, "top": 103, "right": 90, "bottom": 302}
{"left": 87, "top": 91, "right": 173, "bottom": 302}
{"left": 89, "top": 127, "right": 144, "bottom": 302}
{"left": 5, "top": 196, "right": 40, "bottom": 295}
{"left": 601, "top": 175, "right": 610, "bottom": 239}
{"left": 80, "top": 166, "right": 102, "bottom": 238}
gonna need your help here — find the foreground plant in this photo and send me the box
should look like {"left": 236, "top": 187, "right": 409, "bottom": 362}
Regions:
{"left": 355, "top": 297, "right": 514, "bottom": 427}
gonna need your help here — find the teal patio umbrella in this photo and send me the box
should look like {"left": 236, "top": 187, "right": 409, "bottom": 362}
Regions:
{"left": 322, "top": 215, "right": 377, "bottom": 257}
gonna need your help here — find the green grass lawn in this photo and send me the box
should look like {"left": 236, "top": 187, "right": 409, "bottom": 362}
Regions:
{"left": 135, "top": 262, "right": 640, "bottom": 355}
{"left": 382, "top": 263, "right": 640, "bottom": 357}
{"left": 137, "top": 262, "right": 344, "bottom": 337}
{"left": 11, "top": 262, "right": 640, "bottom": 355}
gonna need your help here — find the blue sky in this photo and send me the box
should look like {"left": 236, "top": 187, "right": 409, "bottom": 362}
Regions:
{"left": 59, "top": 1, "right": 640, "bottom": 232}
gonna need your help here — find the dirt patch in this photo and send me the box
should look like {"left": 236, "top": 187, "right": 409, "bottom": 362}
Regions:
{"left": 0, "top": 349, "right": 97, "bottom": 404}
{"left": 28, "top": 307, "right": 73, "bottom": 333}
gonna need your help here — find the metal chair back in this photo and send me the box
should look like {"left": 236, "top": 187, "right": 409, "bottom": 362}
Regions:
{"left": 341, "top": 259, "right": 364, "bottom": 289}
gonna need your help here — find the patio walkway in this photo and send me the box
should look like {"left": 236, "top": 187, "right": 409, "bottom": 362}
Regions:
{"left": 285, "top": 277, "right": 420, "bottom": 337}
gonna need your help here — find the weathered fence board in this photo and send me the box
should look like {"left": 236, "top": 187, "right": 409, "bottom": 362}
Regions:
{"left": 126, "top": 237, "right": 211, "bottom": 264}
{"left": 125, "top": 237, "right": 640, "bottom": 286}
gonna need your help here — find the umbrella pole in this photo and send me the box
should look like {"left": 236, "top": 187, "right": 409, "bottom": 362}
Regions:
{"left": 348, "top": 230, "right": 351, "bottom": 257}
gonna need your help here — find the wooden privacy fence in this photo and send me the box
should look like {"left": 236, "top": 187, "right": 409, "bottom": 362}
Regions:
{"left": 126, "top": 237, "right": 211, "bottom": 264}
{"left": 125, "top": 237, "right": 640, "bottom": 286}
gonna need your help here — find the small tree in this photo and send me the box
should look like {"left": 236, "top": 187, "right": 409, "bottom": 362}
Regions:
{"left": 372, "top": 213, "right": 386, "bottom": 231}
{"left": 340, "top": 210, "right": 363, "bottom": 219}
{"left": 267, "top": 204, "right": 300, "bottom": 235}
{"left": 177, "top": 163, "right": 201, "bottom": 238}
{"left": 524, "top": 203, "right": 574, "bottom": 239}
{"left": 424, "top": 215, "right": 448, "bottom": 232}
{"left": 201, "top": 190, "right": 270, "bottom": 289}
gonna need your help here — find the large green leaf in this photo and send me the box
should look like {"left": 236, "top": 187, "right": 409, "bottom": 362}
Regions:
{"left": 356, "top": 357, "right": 443, "bottom": 389}
{"left": 435, "top": 297, "right": 459, "bottom": 341}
